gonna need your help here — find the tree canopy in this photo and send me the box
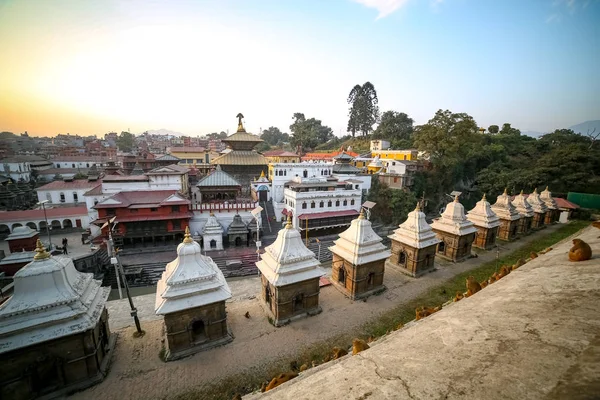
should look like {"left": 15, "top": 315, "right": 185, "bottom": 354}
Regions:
{"left": 372, "top": 111, "right": 414, "bottom": 149}
{"left": 116, "top": 131, "right": 135, "bottom": 152}
{"left": 347, "top": 82, "right": 379, "bottom": 137}
{"left": 206, "top": 131, "right": 228, "bottom": 140}
{"left": 261, "top": 126, "right": 289, "bottom": 146}
{"left": 289, "top": 113, "right": 334, "bottom": 152}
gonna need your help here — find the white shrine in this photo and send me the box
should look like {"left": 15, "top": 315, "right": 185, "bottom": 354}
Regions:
{"left": 540, "top": 186, "right": 559, "bottom": 224}
{"left": 527, "top": 188, "right": 548, "bottom": 229}
{"left": 329, "top": 210, "right": 391, "bottom": 299}
{"left": 491, "top": 189, "right": 521, "bottom": 241}
{"left": 202, "top": 211, "right": 224, "bottom": 251}
{"left": 512, "top": 190, "right": 534, "bottom": 235}
{"left": 387, "top": 202, "right": 441, "bottom": 276}
{"left": 430, "top": 196, "right": 478, "bottom": 262}
{"left": 155, "top": 228, "right": 232, "bottom": 361}
{"left": 466, "top": 194, "right": 501, "bottom": 250}
{"left": 256, "top": 216, "right": 325, "bottom": 326}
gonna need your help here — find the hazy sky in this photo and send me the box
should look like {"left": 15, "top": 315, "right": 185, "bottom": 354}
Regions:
{"left": 1, "top": 0, "right": 598, "bottom": 137}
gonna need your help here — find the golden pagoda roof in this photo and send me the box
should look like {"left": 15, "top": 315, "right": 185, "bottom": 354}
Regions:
{"left": 211, "top": 150, "right": 268, "bottom": 166}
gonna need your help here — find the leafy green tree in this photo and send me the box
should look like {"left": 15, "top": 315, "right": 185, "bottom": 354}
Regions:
{"left": 261, "top": 127, "right": 290, "bottom": 146}
{"left": 347, "top": 82, "right": 379, "bottom": 137}
{"left": 289, "top": 113, "right": 334, "bottom": 152}
{"left": 488, "top": 125, "right": 499, "bottom": 134}
{"left": 372, "top": 111, "right": 414, "bottom": 148}
{"left": 499, "top": 123, "right": 520, "bottom": 136}
{"left": 116, "top": 131, "right": 134, "bottom": 152}
{"left": 367, "top": 179, "right": 418, "bottom": 225}
{"left": 206, "top": 131, "right": 228, "bottom": 139}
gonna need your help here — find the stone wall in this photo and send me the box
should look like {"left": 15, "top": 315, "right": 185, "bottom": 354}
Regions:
{"left": 433, "top": 231, "right": 475, "bottom": 262}
{"left": 497, "top": 218, "right": 520, "bottom": 241}
{"left": 388, "top": 239, "right": 437, "bottom": 276}
{"left": 261, "top": 275, "right": 320, "bottom": 326}
{"left": 473, "top": 225, "right": 499, "bottom": 250}
{"left": 330, "top": 254, "right": 385, "bottom": 299}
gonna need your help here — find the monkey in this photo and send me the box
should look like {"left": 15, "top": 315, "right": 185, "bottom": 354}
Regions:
{"left": 311, "top": 360, "right": 319, "bottom": 368}
{"left": 488, "top": 272, "right": 499, "bottom": 284}
{"left": 592, "top": 221, "right": 600, "bottom": 229}
{"left": 260, "top": 382, "right": 268, "bottom": 392}
{"left": 498, "top": 265, "right": 511, "bottom": 279}
{"left": 569, "top": 239, "right": 592, "bottom": 262}
{"left": 299, "top": 363, "right": 308, "bottom": 372}
{"left": 289, "top": 360, "right": 298, "bottom": 371}
{"left": 395, "top": 322, "right": 404, "bottom": 331}
{"left": 332, "top": 347, "right": 348, "bottom": 359}
{"left": 367, "top": 336, "right": 375, "bottom": 343}
{"left": 244, "top": 311, "right": 250, "bottom": 319}
{"left": 480, "top": 280, "right": 488, "bottom": 289}
{"left": 513, "top": 258, "right": 526, "bottom": 270}
{"left": 416, "top": 306, "right": 441, "bottom": 319}
{"left": 530, "top": 251, "right": 538, "bottom": 259}
{"left": 322, "top": 354, "right": 331, "bottom": 363}
{"left": 545, "top": 247, "right": 553, "bottom": 252}
{"left": 454, "top": 291, "right": 464, "bottom": 302}
{"left": 466, "top": 276, "right": 481, "bottom": 297}
{"left": 352, "top": 338, "right": 370, "bottom": 355}
{"left": 265, "top": 372, "right": 298, "bottom": 391}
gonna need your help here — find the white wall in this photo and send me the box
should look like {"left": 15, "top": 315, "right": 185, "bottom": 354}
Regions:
{"left": 36, "top": 188, "right": 90, "bottom": 206}
{"left": 271, "top": 162, "right": 333, "bottom": 203}
{"left": 0, "top": 161, "right": 31, "bottom": 182}
{"left": 148, "top": 174, "right": 185, "bottom": 192}
{"left": 284, "top": 188, "right": 362, "bottom": 229}
{"left": 53, "top": 160, "right": 104, "bottom": 169}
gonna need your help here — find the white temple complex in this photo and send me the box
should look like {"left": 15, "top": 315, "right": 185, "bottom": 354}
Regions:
{"left": 526, "top": 188, "right": 548, "bottom": 229}
{"left": 512, "top": 190, "right": 534, "bottom": 235}
{"left": 540, "top": 186, "right": 559, "bottom": 224}
{"left": 467, "top": 194, "right": 501, "bottom": 250}
{"left": 387, "top": 202, "right": 441, "bottom": 276}
{"left": 155, "top": 228, "right": 232, "bottom": 360}
{"left": 430, "top": 196, "right": 477, "bottom": 262}
{"left": 491, "top": 189, "right": 521, "bottom": 241}
{"left": 202, "top": 212, "right": 224, "bottom": 251}
{"left": 256, "top": 216, "right": 324, "bottom": 326}
{"left": 329, "top": 210, "right": 390, "bottom": 299}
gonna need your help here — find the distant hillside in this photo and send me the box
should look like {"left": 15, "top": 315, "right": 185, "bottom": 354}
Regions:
{"left": 522, "top": 131, "right": 545, "bottom": 138}
{"left": 145, "top": 128, "right": 185, "bottom": 137}
{"left": 569, "top": 120, "right": 600, "bottom": 135}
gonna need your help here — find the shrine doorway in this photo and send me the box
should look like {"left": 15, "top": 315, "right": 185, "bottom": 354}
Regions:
{"left": 210, "top": 239, "right": 216, "bottom": 249}
{"left": 235, "top": 237, "right": 242, "bottom": 246}
{"left": 338, "top": 267, "right": 346, "bottom": 287}
{"left": 191, "top": 320, "right": 207, "bottom": 343}
{"left": 293, "top": 293, "right": 304, "bottom": 312}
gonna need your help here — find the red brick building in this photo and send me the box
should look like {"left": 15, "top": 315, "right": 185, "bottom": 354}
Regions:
{"left": 93, "top": 190, "right": 192, "bottom": 247}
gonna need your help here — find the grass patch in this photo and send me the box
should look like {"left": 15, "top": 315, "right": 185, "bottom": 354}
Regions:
{"left": 167, "top": 221, "right": 589, "bottom": 400}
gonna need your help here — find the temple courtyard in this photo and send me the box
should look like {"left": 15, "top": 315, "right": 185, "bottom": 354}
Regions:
{"left": 65, "top": 222, "right": 598, "bottom": 400}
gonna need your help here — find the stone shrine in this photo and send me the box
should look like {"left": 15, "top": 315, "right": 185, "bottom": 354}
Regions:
{"left": 387, "top": 202, "right": 440, "bottom": 277}
{"left": 0, "top": 240, "right": 112, "bottom": 400}
{"left": 527, "top": 188, "right": 548, "bottom": 230}
{"left": 490, "top": 189, "right": 521, "bottom": 241}
{"left": 5, "top": 226, "right": 39, "bottom": 253}
{"left": 329, "top": 210, "right": 391, "bottom": 299}
{"left": 512, "top": 190, "right": 534, "bottom": 235}
{"left": 202, "top": 212, "right": 224, "bottom": 251}
{"left": 540, "top": 186, "right": 559, "bottom": 224}
{"left": 155, "top": 228, "right": 233, "bottom": 360}
{"left": 227, "top": 213, "right": 249, "bottom": 246}
{"left": 431, "top": 196, "right": 477, "bottom": 262}
{"left": 256, "top": 216, "right": 325, "bottom": 326}
{"left": 466, "top": 194, "right": 501, "bottom": 250}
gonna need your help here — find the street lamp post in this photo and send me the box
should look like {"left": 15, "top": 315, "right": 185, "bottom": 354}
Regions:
{"left": 37, "top": 200, "right": 52, "bottom": 251}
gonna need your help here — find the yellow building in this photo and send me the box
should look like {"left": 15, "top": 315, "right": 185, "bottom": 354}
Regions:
{"left": 263, "top": 150, "right": 301, "bottom": 164}
{"left": 168, "top": 147, "right": 220, "bottom": 166}
{"left": 371, "top": 149, "right": 418, "bottom": 161}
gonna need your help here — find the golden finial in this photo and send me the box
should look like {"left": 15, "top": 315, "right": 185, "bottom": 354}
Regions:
{"left": 236, "top": 113, "right": 245, "bottom": 132}
{"left": 503, "top": 188, "right": 508, "bottom": 195}
{"left": 260, "top": 170, "right": 265, "bottom": 178}
{"left": 415, "top": 202, "right": 421, "bottom": 211}
{"left": 520, "top": 189, "right": 524, "bottom": 195}
{"left": 210, "top": 211, "right": 214, "bottom": 217}
{"left": 454, "top": 195, "right": 459, "bottom": 202}
{"left": 358, "top": 209, "right": 365, "bottom": 219}
{"left": 545, "top": 186, "right": 549, "bottom": 191}
{"left": 533, "top": 188, "right": 538, "bottom": 194}
{"left": 33, "top": 239, "right": 50, "bottom": 260}
{"left": 183, "top": 226, "right": 193, "bottom": 244}
{"left": 285, "top": 214, "right": 292, "bottom": 229}
{"left": 482, "top": 193, "right": 487, "bottom": 201}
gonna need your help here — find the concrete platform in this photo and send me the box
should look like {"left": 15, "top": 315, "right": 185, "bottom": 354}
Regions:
{"left": 249, "top": 226, "right": 600, "bottom": 399}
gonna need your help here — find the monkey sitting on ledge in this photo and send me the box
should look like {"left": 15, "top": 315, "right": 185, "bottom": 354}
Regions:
{"left": 466, "top": 276, "right": 481, "bottom": 297}
{"left": 568, "top": 239, "right": 592, "bottom": 262}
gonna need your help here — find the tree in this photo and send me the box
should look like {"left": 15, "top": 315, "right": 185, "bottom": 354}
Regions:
{"left": 372, "top": 111, "right": 414, "bottom": 148}
{"left": 206, "top": 131, "right": 228, "bottom": 139}
{"left": 347, "top": 82, "right": 379, "bottom": 137}
{"left": 261, "top": 127, "right": 290, "bottom": 146}
{"left": 289, "top": 113, "right": 334, "bottom": 152}
{"left": 367, "top": 179, "right": 418, "bottom": 226}
{"left": 116, "top": 131, "right": 134, "bottom": 152}
{"left": 498, "top": 123, "right": 520, "bottom": 136}
{"left": 488, "top": 125, "right": 499, "bottom": 134}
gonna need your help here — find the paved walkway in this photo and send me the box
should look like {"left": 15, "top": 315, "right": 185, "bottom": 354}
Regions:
{"left": 73, "top": 224, "right": 567, "bottom": 400}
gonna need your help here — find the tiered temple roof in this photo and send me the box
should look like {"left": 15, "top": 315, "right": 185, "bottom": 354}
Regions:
{"left": 512, "top": 190, "right": 535, "bottom": 217}
{"left": 431, "top": 196, "right": 478, "bottom": 236}
{"left": 0, "top": 240, "right": 110, "bottom": 354}
{"left": 256, "top": 217, "right": 324, "bottom": 286}
{"left": 332, "top": 151, "right": 360, "bottom": 174}
{"left": 540, "top": 186, "right": 558, "bottom": 210}
{"left": 203, "top": 212, "right": 224, "bottom": 235}
{"left": 491, "top": 189, "right": 521, "bottom": 221}
{"left": 388, "top": 203, "right": 441, "bottom": 248}
{"left": 196, "top": 165, "right": 241, "bottom": 188}
{"left": 467, "top": 194, "right": 501, "bottom": 229}
{"left": 228, "top": 214, "right": 248, "bottom": 235}
{"left": 211, "top": 114, "right": 268, "bottom": 165}
{"left": 329, "top": 211, "right": 390, "bottom": 265}
{"left": 526, "top": 188, "right": 549, "bottom": 214}
{"left": 155, "top": 228, "right": 231, "bottom": 315}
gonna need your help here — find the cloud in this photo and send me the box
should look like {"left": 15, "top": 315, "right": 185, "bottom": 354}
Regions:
{"left": 352, "top": 0, "right": 412, "bottom": 19}
{"left": 545, "top": 13, "right": 562, "bottom": 23}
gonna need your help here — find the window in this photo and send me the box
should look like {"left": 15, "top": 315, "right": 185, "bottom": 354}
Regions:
{"left": 59, "top": 192, "right": 65, "bottom": 203}
{"left": 328, "top": 200, "right": 332, "bottom": 207}
{"left": 94, "top": 199, "right": 99, "bottom": 205}
{"left": 302, "top": 202, "right": 307, "bottom": 209}
{"left": 73, "top": 192, "right": 78, "bottom": 203}
{"left": 336, "top": 200, "right": 340, "bottom": 207}
{"left": 130, "top": 209, "right": 138, "bottom": 213}
{"left": 394, "top": 177, "right": 398, "bottom": 183}
{"left": 438, "top": 241, "right": 446, "bottom": 254}
{"left": 392, "top": 162, "right": 396, "bottom": 166}
{"left": 303, "top": 170, "right": 308, "bottom": 178}
{"left": 350, "top": 199, "right": 355, "bottom": 205}
{"left": 172, "top": 205, "right": 180, "bottom": 212}
{"left": 355, "top": 185, "right": 359, "bottom": 189}
{"left": 86, "top": 163, "right": 90, "bottom": 167}
{"left": 151, "top": 207, "right": 158, "bottom": 212}
{"left": 107, "top": 208, "right": 116, "bottom": 216}
{"left": 343, "top": 200, "right": 347, "bottom": 206}
{"left": 284, "top": 170, "right": 287, "bottom": 176}
{"left": 173, "top": 220, "right": 181, "bottom": 230}
{"left": 319, "top": 201, "right": 324, "bottom": 208}
{"left": 311, "top": 201, "right": 315, "bottom": 209}
{"left": 72, "top": 163, "right": 75, "bottom": 168}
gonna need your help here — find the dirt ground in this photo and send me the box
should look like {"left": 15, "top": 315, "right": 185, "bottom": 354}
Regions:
{"left": 69, "top": 224, "right": 563, "bottom": 400}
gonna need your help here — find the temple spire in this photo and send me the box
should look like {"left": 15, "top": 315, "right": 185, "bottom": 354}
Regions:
{"left": 33, "top": 239, "right": 50, "bottom": 260}
{"left": 236, "top": 113, "right": 246, "bottom": 132}
{"left": 183, "top": 226, "right": 193, "bottom": 244}
{"left": 285, "top": 214, "right": 292, "bottom": 229}
{"left": 482, "top": 193, "right": 487, "bottom": 201}
{"left": 415, "top": 201, "right": 421, "bottom": 211}
{"left": 503, "top": 188, "right": 508, "bottom": 195}
{"left": 358, "top": 209, "right": 365, "bottom": 219}
{"left": 454, "top": 194, "right": 459, "bottom": 202}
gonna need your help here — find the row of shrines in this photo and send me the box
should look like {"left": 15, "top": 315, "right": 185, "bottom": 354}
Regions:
{"left": 0, "top": 187, "right": 559, "bottom": 398}
{"left": 153, "top": 186, "right": 561, "bottom": 361}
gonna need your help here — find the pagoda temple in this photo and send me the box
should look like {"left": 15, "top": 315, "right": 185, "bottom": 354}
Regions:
{"left": 387, "top": 202, "right": 440, "bottom": 277}
{"left": 0, "top": 240, "right": 112, "bottom": 399}
{"left": 466, "top": 194, "right": 501, "bottom": 250}
{"left": 227, "top": 213, "right": 249, "bottom": 247}
{"left": 196, "top": 165, "right": 242, "bottom": 203}
{"left": 512, "top": 190, "right": 534, "bottom": 235}
{"left": 256, "top": 216, "right": 325, "bottom": 326}
{"left": 329, "top": 210, "right": 391, "bottom": 299}
{"left": 540, "top": 187, "right": 559, "bottom": 224}
{"left": 155, "top": 228, "right": 233, "bottom": 360}
{"left": 210, "top": 114, "right": 268, "bottom": 194}
{"left": 332, "top": 151, "right": 360, "bottom": 174}
{"left": 202, "top": 212, "right": 224, "bottom": 251}
{"left": 527, "top": 189, "right": 548, "bottom": 229}
{"left": 491, "top": 189, "right": 521, "bottom": 241}
{"left": 431, "top": 196, "right": 477, "bottom": 262}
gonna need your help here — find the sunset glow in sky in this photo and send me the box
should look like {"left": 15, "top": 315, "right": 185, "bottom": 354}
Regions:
{"left": 1, "top": 0, "right": 598, "bottom": 137}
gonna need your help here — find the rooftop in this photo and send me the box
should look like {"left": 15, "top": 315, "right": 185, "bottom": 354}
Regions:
{"left": 196, "top": 165, "right": 241, "bottom": 188}
{"left": 102, "top": 174, "right": 149, "bottom": 182}
{"left": 210, "top": 150, "right": 268, "bottom": 166}
{"left": 94, "top": 191, "right": 189, "bottom": 209}
{"left": 0, "top": 206, "right": 88, "bottom": 221}
{"left": 36, "top": 179, "right": 102, "bottom": 191}
{"left": 168, "top": 147, "right": 207, "bottom": 153}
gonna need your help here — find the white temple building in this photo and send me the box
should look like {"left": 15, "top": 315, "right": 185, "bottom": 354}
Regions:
{"left": 387, "top": 202, "right": 441, "bottom": 276}
{"left": 430, "top": 196, "right": 478, "bottom": 262}
{"left": 491, "top": 189, "right": 521, "bottom": 241}
{"left": 466, "top": 194, "right": 502, "bottom": 250}
{"left": 0, "top": 240, "right": 112, "bottom": 398}
{"left": 256, "top": 216, "right": 325, "bottom": 326}
{"left": 155, "top": 228, "right": 232, "bottom": 360}
{"left": 329, "top": 210, "right": 391, "bottom": 299}
{"left": 540, "top": 186, "right": 559, "bottom": 224}
{"left": 527, "top": 188, "right": 549, "bottom": 229}
{"left": 512, "top": 190, "right": 535, "bottom": 235}
{"left": 202, "top": 212, "right": 224, "bottom": 251}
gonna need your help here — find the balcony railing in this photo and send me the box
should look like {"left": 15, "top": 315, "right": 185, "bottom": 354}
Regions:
{"left": 190, "top": 201, "right": 259, "bottom": 213}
